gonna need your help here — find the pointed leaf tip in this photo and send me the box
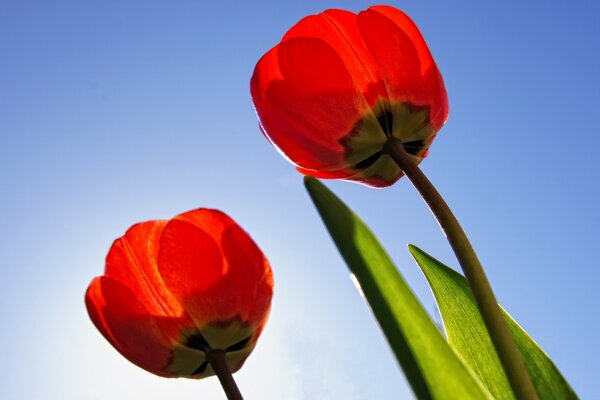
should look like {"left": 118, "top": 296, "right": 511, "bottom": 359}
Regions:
{"left": 410, "top": 245, "right": 578, "bottom": 400}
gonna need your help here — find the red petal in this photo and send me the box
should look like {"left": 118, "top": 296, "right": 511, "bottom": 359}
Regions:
{"left": 105, "top": 220, "right": 186, "bottom": 322}
{"left": 157, "top": 215, "right": 225, "bottom": 322}
{"left": 358, "top": 6, "right": 449, "bottom": 130}
{"left": 157, "top": 209, "right": 272, "bottom": 327}
{"left": 219, "top": 221, "right": 273, "bottom": 325}
{"left": 251, "top": 36, "right": 368, "bottom": 171}
{"left": 281, "top": 9, "right": 387, "bottom": 106}
{"left": 85, "top": 276, "right": 174, "bottom": 377}
{"left": 295, "top": 165, "right": 354, "bottom": 180}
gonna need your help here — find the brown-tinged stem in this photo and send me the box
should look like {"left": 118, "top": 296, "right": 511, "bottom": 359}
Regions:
{"left": 384, "top": 139, "right": 538, "bottom": 400}
{"left": 206, "top": 350, "right": 244, "bottom": 400}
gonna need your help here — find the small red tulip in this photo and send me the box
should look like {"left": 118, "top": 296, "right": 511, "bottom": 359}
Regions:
{"left": 251, "top": 6, "right": 448, "bottom": 187}
{"left": 85, "top": 209, "right": 273, "bottom": 378}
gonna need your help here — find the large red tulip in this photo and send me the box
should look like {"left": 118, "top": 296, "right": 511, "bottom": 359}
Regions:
{"left": 251, "top": 6, "right": 448, "bottom": 187}
{"left": 85, "top": 209, "right": 273, "bottom": 379}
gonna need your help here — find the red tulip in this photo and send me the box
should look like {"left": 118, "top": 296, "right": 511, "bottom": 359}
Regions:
{"left": 85, "top": 209, "right": 273, "bottom": 379}
{"left": 251, "top": 6, "right": 448, "bottom": 187}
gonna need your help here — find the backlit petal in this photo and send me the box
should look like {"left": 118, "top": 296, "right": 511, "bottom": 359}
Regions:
{"left": 157, "top": 218, "right": 224, "bottom": 326}
{"left": 358, "top": 6, "right": 449, "bottom": 129}
{"left": 252, "top": 37, "right": 369, "bottom": 171}
{"left": 157, "top": 209, "right": 271, "bottom": 330}
{"left": 295, "top": 165, "right": 355, "bottom": 181}
{"left": 105, "top": 220, "right": 184, "bottom": 320}
{"left": 85, "top": 276, "right": 174, "bottom": 377}
{"left": 281, "top": 9, "right": 387, "bottom": 106}
{"left": 220, "top": 222, "right": 273, "bottom": 324}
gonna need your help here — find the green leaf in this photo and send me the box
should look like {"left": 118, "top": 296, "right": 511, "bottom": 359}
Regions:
{"left": 304, "top": 177, "right": 491, "bottom": 400}
{"left": 409, "top": 245, "right": 578, "bottom": 400}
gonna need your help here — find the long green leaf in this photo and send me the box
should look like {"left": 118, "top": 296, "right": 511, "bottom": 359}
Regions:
{"left": 409, "top": 245, "right": 578, "bottom": 400}
{"left": 304, "top": 177, "right": 490, "bottom": 400}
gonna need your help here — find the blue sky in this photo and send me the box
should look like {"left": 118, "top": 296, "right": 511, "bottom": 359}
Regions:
{"left": 1, "top": 1, "right": 599, "bottom": 399}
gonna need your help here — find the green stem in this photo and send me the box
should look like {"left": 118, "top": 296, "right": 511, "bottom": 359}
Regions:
{"left": 384, "top": 139, "right": 538, "bottom": 400}
{"left": 206, "top": 350, "right": 244, "bottom": 400}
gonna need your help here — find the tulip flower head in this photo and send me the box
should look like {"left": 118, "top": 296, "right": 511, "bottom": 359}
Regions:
{"left": 251, "top": 6, "right": 448, "bottom": 187}
{"left": 85, "top": 209, "right": 273, "bottom": 379}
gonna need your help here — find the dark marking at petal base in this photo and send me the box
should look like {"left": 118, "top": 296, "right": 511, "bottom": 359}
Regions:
{"left": 186, "top": 332, "right": 211, "bottom": 351}
{"left": 377, "top": 109, "right": 394, "bottom": 136}
{"left": 403, "top": 139, "right": 426, "bottom": 156}
{"left": 226, "top": 336, "right": 251, "bottom": 352}
{"left": 355, "top": 151, "right": 382, "bottom": 169}
{"left": 191, "top": 361, "right": 208, "bottom": 376}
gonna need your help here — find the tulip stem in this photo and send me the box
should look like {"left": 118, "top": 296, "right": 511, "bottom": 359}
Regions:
{"left": 384, "top": 139, "right": 538, "bottom": 400}
{"left": 206, "top": 350, "right": 244, "bottom": 400}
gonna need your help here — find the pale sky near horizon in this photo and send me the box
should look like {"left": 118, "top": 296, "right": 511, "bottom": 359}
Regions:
{"left": 1, "top": 1, "right": 599, "bottom": 399}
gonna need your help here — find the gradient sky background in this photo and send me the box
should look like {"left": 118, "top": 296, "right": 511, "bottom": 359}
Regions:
{"left": 1, "top": 1, "right": 599, "bottom": 399}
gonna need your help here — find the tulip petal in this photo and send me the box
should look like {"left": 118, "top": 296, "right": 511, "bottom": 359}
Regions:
{"left": 170, "top": 208, "right": 235, "bottom": 243}
{"left": 295, "top": 165, "right": 355, "bottom": 181}
{"left": 220, "top": 222, "right": 273, "bottom": 325}
{"left": 157, "top": 209, "right": 273, "bottom": 352}
{"left": 157, "top": 217, "right": 225, "bottom": 326}
{"left": 358, "top": 6, "right": 449, "bottom": 129}
{"left": 85, "top": 276, "right": 174, "bottom": 377}
{"left": 252, "top": 36, "right": 373, "bottom": 171}
{"left": 157, "top": 209, "right": 272, "bottom": 332}
{"left": 105, "top": 221, "right": 185, "bottom": 321}
{"left": 281, "top": 9, "right": 387, "bottom": 106}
